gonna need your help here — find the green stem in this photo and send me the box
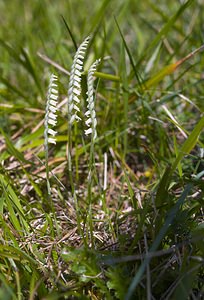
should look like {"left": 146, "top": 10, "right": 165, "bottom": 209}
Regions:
{"left": 84, "top": 71, "right": 120, "bottom": 82}
{"left": 45, "top": 143, "right": 51, "bottom": 196}
{"left": 87, "top": 136, "right": 95, "bottom": 247}
{"left": 67, "top": 122, "right": 82, "bottom": 235}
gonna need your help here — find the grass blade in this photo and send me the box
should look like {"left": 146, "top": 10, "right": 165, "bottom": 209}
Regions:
{"left": 61, "top": 15, "right": 78, "bottom": 51}
{"left": 20, "top": 47, "right": 44, "bottom": 97}
{"left": 115, "top": 17, "right": 142, "bottom": 87}
{"left": 171, "top": 115, "right": 204, "bottom": 173}
{"left": 0, "top": 75, "right": 27, "bottom": 99}
{"left": 0, "top": 39, "right": 43, "bottom": 98}
{"left": 0, "top": 174, "right": 29, "bottom": 233}
{"left": 143, "top": 44, "right": 204, "bottom": 90}
{"left": 0, "top": 129, "right": 30, "bottom": 164}
{"left": 89, "top": 0, "right": 111, "bottom": 33}
{"left": 125, "top": 183, "right": 193, "bottom": 300}
{"left": 136, "top": 0, "right": 194, "bottom": 66}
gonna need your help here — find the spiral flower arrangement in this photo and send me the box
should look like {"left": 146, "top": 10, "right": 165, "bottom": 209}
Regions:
{"left": 44, "top": 74, "right": 58, "bottom": 145}
{"left": 68, "top": 36, "right": 90, "bottom": 124}
{"left": 85, "top": 59, "right": 101, "bottom": 140}
{"left": 44, "top": 37, "right": 101, "bottom": 195}
{"left": 44, "top": 73, "right": 58, "bottom": 195}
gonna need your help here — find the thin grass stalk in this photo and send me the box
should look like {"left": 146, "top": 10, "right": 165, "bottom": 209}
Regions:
{"left": 144, "top": 233, "right": 151, "bottom": 300}
{"left": 8, "top": 258, "right": 22, "bottom": 300}
{"left": 15, "top": 270, "right": 22, "bottom": 300}
{"left": 120, "top": 43, "right": 129, "bottom": 159}
{"left": 101, "top": 152, "right": 115, "bottom": 237}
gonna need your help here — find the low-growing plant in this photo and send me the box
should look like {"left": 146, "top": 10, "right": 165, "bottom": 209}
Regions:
{"left": 0, "top": 1, "right": 204, "bottom": 299}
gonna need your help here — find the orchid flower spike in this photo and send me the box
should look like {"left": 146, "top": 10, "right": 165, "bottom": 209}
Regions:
{"left": 85, "top": 59, "right": 101, "bottom": 140}
{"left": 44, "top": 74, "right": 59, "bottom": 145}
{"left": 68, "top": 36, "right": 90, "bottom": 124}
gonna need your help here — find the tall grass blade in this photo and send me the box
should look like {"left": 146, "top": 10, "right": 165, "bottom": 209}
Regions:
{"left": 61, "top": 15, "right": 78, "bottom": 51}
{"left": 0, "top": 174, "right": 29, "bottom": 232}
{"left": 155, "top": 166, "right": 172, "bottom": 208}
{"left": 171, "top": 115, "right": 204, "bottom": 174}
{"left": 20, "top": 47, "right": 44, "bottom": 97}
{"left": 115, "top": 17, "right": 142, "bottom": 87}
{"left": 0, "top": 75, "right": 27, "bottom": 99}
{"left": 119, "top": 42, "right": 129, "bottom": 157}
{"left": 143, "top": 44, "right": 204, "bottom": 90}
{"left": 136, "top": 0, "right": 194, "bottom": 66}
{"left": 0, "top": 274, "right": 18, "bottom": 300}
{"left": 0, "top": 39, "right": 43, "bottom": 97}
{"left": 0, "top": 245, "right": 37, "bottom": 265}
{"left": 125, "top": 183, "right": 193, "bottom": 300}
{"left": 89, "top": 0, "right": 111, "bottom": 33}
{"left": 0, "top": 129, "right": 30, "bottom": 164}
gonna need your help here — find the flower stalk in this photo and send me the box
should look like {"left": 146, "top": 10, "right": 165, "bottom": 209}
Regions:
{"left": 85, "top": 58, "right": 101, "bottom": 141}
{"left": 44, "top": 73, "right": 58, "bottom": 196}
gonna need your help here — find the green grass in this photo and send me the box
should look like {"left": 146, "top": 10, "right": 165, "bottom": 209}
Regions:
{"left": 0, "top": 0, "right": 204, "bottom": 299}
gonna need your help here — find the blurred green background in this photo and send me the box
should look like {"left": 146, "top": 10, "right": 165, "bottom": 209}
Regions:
{"left": 1, "top": 0, "right": 204, "bottom": 106}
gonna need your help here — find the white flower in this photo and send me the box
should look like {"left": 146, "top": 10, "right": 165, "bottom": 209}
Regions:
{"left": 44, "top": 74, "right": 58, "bottom": 145}
{"left": 85, "top": 59, "right": 100, "bottom": 140}
{"left": 84, "top": 127, "right": 93, "bottom": 135}
{"left": 68, "top": 36, "right": 90, "bottom": 124}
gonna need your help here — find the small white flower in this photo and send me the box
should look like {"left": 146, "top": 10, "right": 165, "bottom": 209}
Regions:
{"left": 84, "top": 128, "right": 93, "bottom": 135}
{"left": 85, "top": 59, "right": 100, "bottom": 140}
{"left": 49, "top": 106, "right": 57, "bottom": 113}
{"left": 50, "top": 88, "right": 58, "bottom": 94}
{"left": 48, "top": 137, "right": 57, "bottom": 145}
{"left": 85, "top": 118, "right": 92, "bottom": 126}
{"left": 48, "top": 128, "right": 57, "bottom": 136}
{"left": 68, "top": 36, "right": 90, "bottom": 124}
{"left": 50, "top": 100, "right": 57, "bottom": 106}
{"left": 50, "top": 94, "right": 58, "bottom": 100}
{"left": 44, "top": 74, "right": 58, "bottom": 145}
{"left": 48, "top": 119, "right": 57, "bottom": 126}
